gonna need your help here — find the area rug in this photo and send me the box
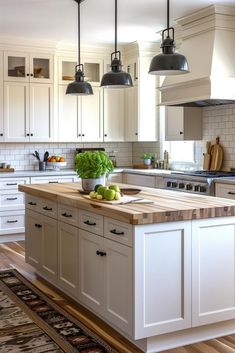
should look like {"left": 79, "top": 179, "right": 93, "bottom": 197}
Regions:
{"left": 0, "top": 268, "right": 118, "bottom": 353}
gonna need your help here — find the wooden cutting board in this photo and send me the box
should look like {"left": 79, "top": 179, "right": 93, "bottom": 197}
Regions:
{"left": 209, "top": 137, "right": 224, "bottom": 171}
{"left": 203, "top": 141, "right": 211, "bottom": 171}
{"left": 82, "top": 194, "right": 152, "bottom": 205}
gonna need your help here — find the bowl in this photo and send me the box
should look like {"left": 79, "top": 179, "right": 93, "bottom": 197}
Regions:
{"left": 46, "top": 162, "right": 67, "bottom": 170}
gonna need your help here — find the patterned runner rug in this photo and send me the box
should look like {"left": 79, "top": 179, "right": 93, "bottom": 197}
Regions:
{"left": 0, "top": 268, "right": 118, "bottom": 353}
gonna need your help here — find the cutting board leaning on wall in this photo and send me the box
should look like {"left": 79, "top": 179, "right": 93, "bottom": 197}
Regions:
{"left": 209, "top": 137, "right": 224, "bottom": 171}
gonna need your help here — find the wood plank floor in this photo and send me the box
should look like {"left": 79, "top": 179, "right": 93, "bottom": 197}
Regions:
{"left": 1, "top": 241, "right": 235, "bottom": 353}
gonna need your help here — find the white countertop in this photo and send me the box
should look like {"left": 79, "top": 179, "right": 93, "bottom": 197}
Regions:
{"left": 214, "top": 177, "right": 235, "bottom": 185}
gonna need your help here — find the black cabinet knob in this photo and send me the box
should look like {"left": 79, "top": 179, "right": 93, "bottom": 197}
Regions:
{"left": 30, "top": 74, "right": 33, "bottom": 77}
{"left": 180, "top": 131, "right": 184, "bottom": 135}
{"left": 27, "top": 73, "right": 29, "bottom": 76}
{"left": 104, "top": 134, "right": 107, "bottom": 137}
{"left": 30, "top": 133, "right": 33, "bottom": 136}
{"left": 0, "top": 133, "right": 3, "bottom": 136}
{"left": 26, "top": 133, "right": 30, "bottom": 136}
{"left": 82, "top": 134, "right": 85, "bottom": 137}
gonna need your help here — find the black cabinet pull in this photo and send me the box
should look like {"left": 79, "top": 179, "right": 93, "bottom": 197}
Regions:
{"left": 110, "top": 229, "right": 124, "bottom": 236}
{"left": 26, "top": 133, "right": 30, "bottom": 136}
{"left": 96, "top": 250, "right": 106, "bottom": 257}
{"left": 6, "top": 197, "right": 18, "bottom": 201}
{"left": 30, "top": 133, "right": 33, "bottom": 136}
{"left": 26, "top": 73, "right": 29, "bottom": 76}
{"left": 48, "top": 181, "right": 59, "bottom": 183}
{"left": 228, "top": 192, "right": 235, "bottom": 195}
{"left": 84, "top": 220, "right": 96, "bottom": 226}
{"left": 0, "top": 133, "right": 3, "bottom": 136}
{"left": 6, "top": 183, "right": 17, "bottom": 186}
{"left": 7, "top": 220, "right": 18, "bottom": 223}
{"left": 30, "top": 73, "right": 33, "bottom": 77}
{"left": 180, "top": 131, "right": 184, "bottom": 135}
{"left": 78, "top": 134, "right": 81, "bottom": 137}
{"left": 28, "top": 201, "right": 37, "bottom": 206}
{"left": 62, "top": 212, "right": 72, "bottom": 218}
{"left": 43, "top": 206, "right": 52, "bottom": 211}
{"left": 35, "top": 223, "right": 42, "bottom": 228}
{"left": 82, "top": 134, "right": 85, "bottom": 137}
{"left": 104, "top": 134, "right": 107, "bottom": 137}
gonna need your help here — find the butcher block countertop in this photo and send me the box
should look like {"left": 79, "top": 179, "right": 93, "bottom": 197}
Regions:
{"left": 19, "top": 182, "right": 235, "bottom": 225}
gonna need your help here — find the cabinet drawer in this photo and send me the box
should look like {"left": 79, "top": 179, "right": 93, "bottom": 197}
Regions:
{"left": 26, "top": 195, "right": 57, "bottom": 219}
{"left": 215, "top": 183, "right": 235, "bottom": 199}
{"left": 31, "top": 176, "right": 75, "bottom": 184}
{"left": 26, "top": 195, "right": 40, "bottom": 211}
{"left": 104, "top": 217, "right": 133, "bottom": 247}
{"left": 0, "top": 210, "right": 25, "bottom": 234}
{"left": 78, "top": 210, "right": 103, "bottom": 236}
{"left": 58, "top": 204, "right": 78, "bottom": 226}
{"left": 0, "top": 178, "right": 29, "bottom": 190}
{"left": 123, "top": 173, "right": 155, "bottom": 188}
{"left": 0, "top": 191, "right": 25, "bottom": 209}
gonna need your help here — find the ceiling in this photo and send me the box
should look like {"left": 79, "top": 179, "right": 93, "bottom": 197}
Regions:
{"left": 1, "top": 0, "right": 235, "bottom": 46}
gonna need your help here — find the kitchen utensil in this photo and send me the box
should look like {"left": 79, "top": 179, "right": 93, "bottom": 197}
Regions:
{"left": 209, "top": 137, "right": 224, "bottom": 171}
{"left": 43, "top": 151, "right": 49, "bottom": 162}
{"left": 39, "top": 161, "right": 46, "bottom": 171}
{"left": 33, "top": 150, "right": 41, "bottom": 161}
{"left": 203, "top": 141, "right": 211, "bottom": 171}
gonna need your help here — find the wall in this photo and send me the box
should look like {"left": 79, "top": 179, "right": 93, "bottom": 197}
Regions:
{"left": 0, "top": 142, "right": 133, "bottom": 171}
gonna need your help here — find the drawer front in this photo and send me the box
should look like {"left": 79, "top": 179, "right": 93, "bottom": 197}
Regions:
{"left": 40, "top": 199, "right": 57, "bottom": 219}
{"left": 0, "top": 178, "right": 29, "bottom": 190}
{"left": 0, "top": 211, "right": 25, "bottom": 233}
{"left": 26, "top": 195, "right": 41, "bottom": 211}
{"left": 78, "top": 210, "right": 103, "bottom": 236}
{"left": 31, "top": 176, "right": 75, "bottom": 184}
{"left": 0, "top": 191, "right": 25, "bottom": 209}
{"left": 124, "top": 173, "right": 155, "bottom": 188}
{"left": 215, "top": 183, "right": 235, "bottom": 199}
{"left": 58, "top": 204, "right": 78, "bottom": 226}
{"left": 104, "top": 217, "right": 133, "bottom": 247}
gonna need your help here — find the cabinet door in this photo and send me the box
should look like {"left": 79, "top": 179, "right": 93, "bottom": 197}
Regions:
{"left": 215, "top": 183, "right": 235, "bottom": 199}
{"left": 25, "top": 210, "right": 41, "bottom": 269}
{"left": 192, "top": 217, "right": 235, "bottom": 327}
{"left": 134, "top": 221, "right": 191, "bottom": 339}
{"left": 104, "top": 89, "right": 125, "bottom": 142}
{"left": 29, "top": 84, "right": 53, "bottom": 141}
{"left": 4, "top": 82, "right": 29, "bottom": 142}
{"left": 104, "top": 238, "right": 133, "bottom": 335}
{"left": 30, "top": 54, "right": 53, "bottom": 83}
{"left": 125, "top": 58, "right": 138, "bottom": 86}
{"left": 4, "top": 51, "right": 29, "bottom": 82}
{"left": 82, "top": 57, "right": 103, "bottom": 86}
{"left": 81, "top": 87, "right": 103, "bottom": 142}
{"left": 165, "top": 107, "right": 184, "bottom": 141}
{"left": 58, "top": 57, "right": 77, "bottom": 85}
{"left": 58, "top": 85, "right": 81, "bottom": 142}
{"left": 0, "top": 84, "right": 3, "bottom": 140}
{"left": 125, "top": 86, "right": 138, "bottom": 141}
{"left": 58, "top": 222, "right": 78, "bottom": 296}
{"left": 123, "top": 173, "right": 155, "bottom": 188}
{"left": 78, "top": 229, "right": 104, "bottom": 314}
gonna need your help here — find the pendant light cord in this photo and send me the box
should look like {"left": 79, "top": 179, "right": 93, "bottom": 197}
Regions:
{"left": 115, "top": 0, "right": 117, "bottom": 53}
{"left": 167, "top": 0, "right": 170, "bottom": 38}
{"left": 77, "top": 0, "right": 81, "bottom": 66}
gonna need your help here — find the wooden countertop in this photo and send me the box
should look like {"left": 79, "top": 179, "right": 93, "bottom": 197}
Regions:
{"left": 19, "top": 182, "right": 235, "bottom": 225}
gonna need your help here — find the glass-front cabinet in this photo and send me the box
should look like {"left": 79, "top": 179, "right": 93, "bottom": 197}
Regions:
{"left": 58, "top": 56, "right": 103, "bottom": 85}
{"left": 4, "top": 52, "right": 53, "bottom": 83}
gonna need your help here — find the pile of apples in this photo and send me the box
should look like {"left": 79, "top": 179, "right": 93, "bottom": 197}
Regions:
{"left": 89, "top": 184, "right": 122, "bottom": 201}
{"left": 47, "top": 155, "right": 65, "bottom": 162}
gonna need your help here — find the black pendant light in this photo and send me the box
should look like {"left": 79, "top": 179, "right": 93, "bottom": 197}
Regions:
{"left": 66, "top": 0, "right": 93, "bottom": 95}
{"left": 100, "top": 0, "right": 133, "bottom": 88}
{"left": 149, "top": 0, "right": 189, "bottom": 75}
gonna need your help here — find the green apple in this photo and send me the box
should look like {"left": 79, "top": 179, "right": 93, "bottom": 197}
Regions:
{"left": 114, "top": 191, "right": 121, "bottom": 200}
{"left": 109, "top": 184, "right": 120, "bottom": 193}
{"left": 97, "top": 185, "right": 108, "bottom": 196}
{"left": 94, "top": 183, "right": 103, "bottom": 192}
{"left": 89, "top": 191, "right": 96, "bottom": 199}
{"left": 104, "top": 188, "right": 116, "bottom": 201}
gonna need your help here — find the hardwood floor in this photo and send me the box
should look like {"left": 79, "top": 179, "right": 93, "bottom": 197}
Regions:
{"left": 1, "top": 241, "right": 235, "bottom": 353}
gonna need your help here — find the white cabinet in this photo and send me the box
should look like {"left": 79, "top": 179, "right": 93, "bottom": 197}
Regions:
{"left": 104, "top": 89, "right": 125, "bottom": 142}
{"left": 123, "top": 173, "right": 156, "bottom": 188}
{"left": 134, "top": 221, "right": 192, "bottom": 338}
{"left": 215, "top": 183, "right": 235, "bottom": 199}
{"left": 0, "top": 51, "right": 3, "bottom": 141}
{"left": 107, "top": 172, "right": 123, "bottom": 184}
{"left": 25, "top": 209, "right": 41, "bottom": 269}
{"left": 30, "top": 175, "right": 79, "bottom": 184}
{"left": 4, "top": 51, "right": 53, "bottom": 83}
{"left": 125, "top": 86, "right": 138, "bottom": 141}
{"left": 58, "top": 85, "right": 103, "bottom": 142}
{"left": 4, "top": 81, "right": 53, "bottom": 142}
{"left": 192, "top": 217, "right": 235, "bottom": 326}
{"left": 58, "top": 221, "right": 78, "bottom": 296}
{"left": 165, "top": 106, "right": 202, "bottom": 141}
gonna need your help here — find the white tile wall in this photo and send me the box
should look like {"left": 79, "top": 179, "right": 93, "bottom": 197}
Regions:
{"left": 0, "top": 142, "right": 133, "bottom": 171}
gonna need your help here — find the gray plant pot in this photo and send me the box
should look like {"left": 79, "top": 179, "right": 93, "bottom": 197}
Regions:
{"left": 81, "top": 175, "right": 106, "bottom": 191}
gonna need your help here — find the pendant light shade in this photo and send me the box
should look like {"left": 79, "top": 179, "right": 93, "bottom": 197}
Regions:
{"left": 66, "top": 0, "right": 93, "bottom": 95}
{"left": 100, "top": 0, "right": 133, "bottom": 88}
{"left": 149, "top": 0, "right": 189, "bottom": 76}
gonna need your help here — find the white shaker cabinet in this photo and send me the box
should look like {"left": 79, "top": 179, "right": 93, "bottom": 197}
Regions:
{"left": 215, "top": 183, "right": 235, "bottom": 199}
{"left": 4, "top": 81, "right": 53, "bottom": 142}
{"left": 165, "top": 106, "right": 202, "bottom": 141}
{"left": 0, "top": 52, "right": 3, "bottom": 141}
{"left": 103, "top": 89, "right": 125, "bottom": 142}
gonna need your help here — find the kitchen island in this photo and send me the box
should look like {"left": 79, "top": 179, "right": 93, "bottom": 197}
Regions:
{"left": 19, "top": 182, "right": 235, "bottom": 353}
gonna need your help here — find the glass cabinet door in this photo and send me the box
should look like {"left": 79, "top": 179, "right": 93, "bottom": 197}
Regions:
{"left": 58, "top": 57, "right": 77, "bottom": 84}
{"left": 4, "top": 52, "right": 28, "bottom": 81}
{"left": 30, "top": 54, "right": 53, "bottom": 83}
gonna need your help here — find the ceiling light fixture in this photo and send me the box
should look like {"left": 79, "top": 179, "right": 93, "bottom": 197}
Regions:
{"left": 100, "top": 0, "right": 133, "bottom": 88}
{"left": 66, "top": 0, "right": 93, "bottom": 95}
{"left": 149, "top": 0, "right": 189, "bottom": 76}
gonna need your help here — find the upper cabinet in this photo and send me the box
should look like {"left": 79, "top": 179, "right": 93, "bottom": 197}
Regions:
{"left": 0, "top": 52, "right": 3, "bottom": 141}
{"left": 58, "top": 56, "right": 103, "bottom": 86}
{"left": 165, "top": 106, "right": 202, "bottom": 141}
{"left": 4, "top": 52, "right": 54, "bottom": 83}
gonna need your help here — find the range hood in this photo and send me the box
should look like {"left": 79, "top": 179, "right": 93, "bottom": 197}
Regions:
{"left": 160, "top": 5, "right": 235, "bottom": 107}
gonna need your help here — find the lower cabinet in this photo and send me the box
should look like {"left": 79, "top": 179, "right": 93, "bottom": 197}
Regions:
{"left": 123, "top": 173, "right": 156, "bottom": 188}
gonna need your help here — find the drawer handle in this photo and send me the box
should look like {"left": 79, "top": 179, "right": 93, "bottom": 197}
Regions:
{"left": 6, "top": 183, "right": 17, "bottom": 186}
{"left": 62, "top": 212, "right": 72, "bottom": 218}
{"left": 228, "top": 192, "right": 235, "bottom": 195}
{"left": 35, "top": 223, "right": 42, "bottom": 228}
{"left": 43, "top": 206, "right": 53, "bottom": 211}
{"left": 6, "top": 197, "right": 18, "bottom": 201}
{"left": 96, "top": 250, "right": 106, "bottom": 257}
{"left": 28, "top": 201, "right": 37, "bottom": 206}
{"left": 84, "top": 220, "right": 96, "bottom": 226}
{"left": 7, "top": 220, "right": 18, "bottom": 223}
{"left": 48, "top": 181, "right": 59, "bottom": 183}
{"left": 110, "top": 229, "right": 124, "bottom": 236}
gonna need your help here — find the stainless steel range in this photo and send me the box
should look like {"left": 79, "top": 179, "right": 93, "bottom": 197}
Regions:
{"left": 163, "top": 171, "right": 235, "bottom": 196}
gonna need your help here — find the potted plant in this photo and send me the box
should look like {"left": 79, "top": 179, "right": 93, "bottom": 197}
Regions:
{"left": 75, "top": 151, "right": 114, "bottom": 191}
{"left": 141, "top": 152, "right": 154, "bottom": 166}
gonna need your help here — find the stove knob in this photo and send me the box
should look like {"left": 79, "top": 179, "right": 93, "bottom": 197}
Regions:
{"left": 199, "top": 186, "right": 207, "bottom": 193}
{"left": 166, "top": 181, "right": 172, "bottom": 187}
{"left": 194, "top": 185, "right": 199, "bottom": 192}
{"left": 179, "top": 183, "right": 185, "bottom": 189}
{"left": 186, "top": 184, "right": 192, "bottom": 190}
{"left": 171, "top": 182, "right": 178, "bottom": 188}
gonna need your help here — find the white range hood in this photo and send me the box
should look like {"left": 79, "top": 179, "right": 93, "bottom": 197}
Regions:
{"left": 160, "top": 5, "right": 235, "bottom": 107}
